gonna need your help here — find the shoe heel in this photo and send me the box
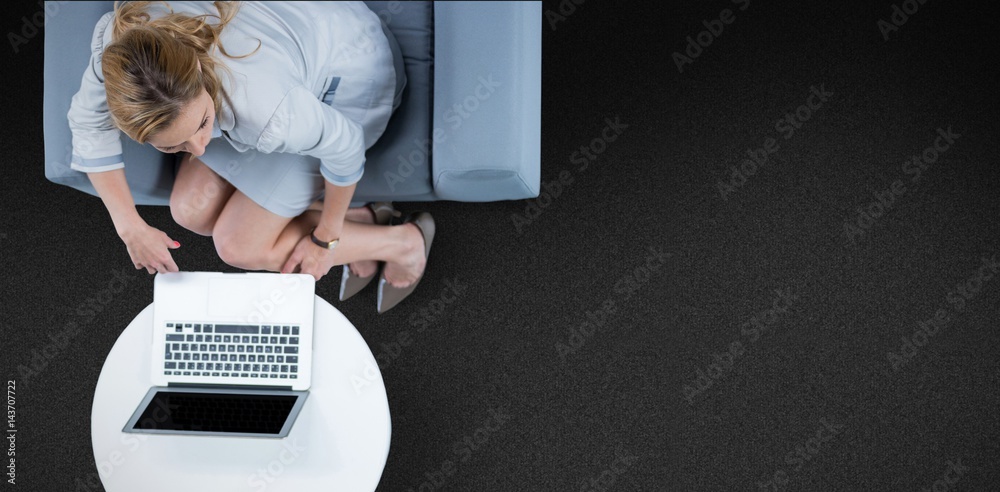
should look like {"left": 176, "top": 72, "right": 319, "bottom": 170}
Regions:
{"left": 339, "top": 202, "right": 402, "bottom": 301}
{"left": 377, "top": 212, "right": 435, "bottom": 313}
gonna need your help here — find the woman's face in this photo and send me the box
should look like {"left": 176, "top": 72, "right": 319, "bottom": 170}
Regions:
{"left": 147, "top": 88, "right": 215, "bottom": 157}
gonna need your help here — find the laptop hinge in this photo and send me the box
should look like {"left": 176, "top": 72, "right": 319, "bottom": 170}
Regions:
{"left": 167, "top": 382, "right": 295, "bottom": 391}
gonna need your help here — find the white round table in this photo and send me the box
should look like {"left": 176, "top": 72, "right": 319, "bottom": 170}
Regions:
{"left": 91, "top": 297, "right": 391, "bottom": 491}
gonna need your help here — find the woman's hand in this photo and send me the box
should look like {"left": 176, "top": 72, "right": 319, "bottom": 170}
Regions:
{"left": 282, "top": 235, "right": 337, "bottom": 281}
{"left": 119, "top": 222, "right": 181, "bottom": 274}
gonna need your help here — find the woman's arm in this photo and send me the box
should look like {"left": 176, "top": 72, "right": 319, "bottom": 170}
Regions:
{"left": 311, "top": 181, "right": 356, "bottom": 245}
{"left": 88, "top": 169, "right": 181, "bottom": 274}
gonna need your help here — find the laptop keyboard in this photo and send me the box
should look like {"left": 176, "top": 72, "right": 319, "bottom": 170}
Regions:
{"left": 163, "top": 322, "right": 301, "bottom": 380}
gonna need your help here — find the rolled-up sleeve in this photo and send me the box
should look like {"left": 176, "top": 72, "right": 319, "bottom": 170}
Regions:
{"left": 67, "top": 12, "right": 124, "bottom": 173}
{"left": 257, "top": 86, "right": 367, "bottom": 186}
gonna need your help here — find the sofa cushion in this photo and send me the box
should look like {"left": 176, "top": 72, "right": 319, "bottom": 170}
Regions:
{"left": 356, "top": 1, "right": 435, "bottom": 200}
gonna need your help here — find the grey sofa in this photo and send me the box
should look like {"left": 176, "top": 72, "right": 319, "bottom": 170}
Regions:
{"left": 43, "top": 1, "right": 541, "bottom": 205}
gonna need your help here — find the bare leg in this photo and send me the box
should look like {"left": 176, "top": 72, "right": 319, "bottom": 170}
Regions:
{"left": 169, "top": 154, "right": 235, "bottom": 236}
{"left": 212, "top": 191, "right": 425, "bottom": 286}
{"left": 307, "top": 200, "right": 380, "bottom": 277}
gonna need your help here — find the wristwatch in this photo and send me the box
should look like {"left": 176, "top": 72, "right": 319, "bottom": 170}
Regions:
{"left": 310, "top": 228, "right": 339, "bottom": 250}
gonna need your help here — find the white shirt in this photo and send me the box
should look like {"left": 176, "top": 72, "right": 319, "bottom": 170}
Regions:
{"left": 68, "top": 1, "right": 397, "bottom": 186}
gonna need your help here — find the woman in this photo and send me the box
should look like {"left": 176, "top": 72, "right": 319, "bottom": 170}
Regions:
{"left": 68, "top": 1, "right": 434, "bottom": 313}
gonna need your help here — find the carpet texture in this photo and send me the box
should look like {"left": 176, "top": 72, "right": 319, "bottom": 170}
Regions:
{"left": 1, "top": 0, "right": 998, "bottom": 490}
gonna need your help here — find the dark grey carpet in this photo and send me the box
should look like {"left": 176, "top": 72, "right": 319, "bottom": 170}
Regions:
{"left": 2, "top": 0, "right": 998, "bottom": 490}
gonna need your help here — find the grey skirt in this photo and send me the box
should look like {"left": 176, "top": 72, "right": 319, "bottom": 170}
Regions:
{"left": 197, "top": 19, "right": 407, "bottom": 218}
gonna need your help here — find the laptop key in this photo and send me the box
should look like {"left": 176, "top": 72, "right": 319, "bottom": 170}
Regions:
{"left": 194, "top": 324, "right": 201, "bottom": 333}
{"left": 265, "top": 346, "right": 273, "bottom": 354}
{"left": 284, "top": 346, "right": 298, "bottom": 354}
{"left": 250, "top": 374, "right": 258, "bottom": 378}
{"left": 228, "top": 345, "right": 235, "bottom": 352}
{"left": 291, "top": 365, "right": 298, "bottom": 372}
{"left": 290, "top": 337, "right": 299, "bottom": 345}
{"left": 212, "top": 372, "right": 220, "bottom": 377}
{"left": 165, "top": 362, "right": 177, "bottom": 369}
{"left": 280, "top": 365, "right": 288, "bottom": 372}
{"left": 204, "top": 325, "right": 213, "bottom": 333}
{"left": 280, "top": 337, "right": 287, "bottom": 344}
{"left": 292, "top": 326, "right": 299, "bottom": 335}
{"left": 166, "top": 334, "right": 184, "bottom": 341}
{"left": 270, "top": 374, "right": 278, "bottom": 378}
{"left": 280, "top": 374, "right": 288, "bottom": 379}
{"left": 262, "top": 326, "right": 271, "bottom": 335}
{"left": 283, "top": 326, "right": 291, "bottom": 335}
{"left": 267, "top": 355, "right": 275, "bottom": 363}
{"left": 183, "top": 371, "right": 191, "bottom": 376}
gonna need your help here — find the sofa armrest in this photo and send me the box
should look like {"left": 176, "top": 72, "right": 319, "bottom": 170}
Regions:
{"left": 431, "top": 1, "right": 541, "bottom": 201}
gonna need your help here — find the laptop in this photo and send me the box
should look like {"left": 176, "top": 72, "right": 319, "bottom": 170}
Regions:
{"left": 123, "top": 271, "right": 316, "bottom": 438}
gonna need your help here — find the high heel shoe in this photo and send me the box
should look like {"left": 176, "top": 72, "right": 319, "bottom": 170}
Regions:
{"left": 376, "top": 212, "right": 435, "bottom": 313}
{"left": 339, "top": 202, "right": 401, "bottom": 301}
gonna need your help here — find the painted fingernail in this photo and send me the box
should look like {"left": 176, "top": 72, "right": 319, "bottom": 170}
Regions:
{"left": 174, "top": 241, "right": 181, "bottom": 247}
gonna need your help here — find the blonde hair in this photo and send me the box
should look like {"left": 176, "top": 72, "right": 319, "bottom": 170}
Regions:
{"left": 102, "top": 1, "right": 258, "bottom": 143}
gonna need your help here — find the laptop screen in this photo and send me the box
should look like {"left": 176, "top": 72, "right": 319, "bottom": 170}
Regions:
{"left": 131, "top": 390, "right": 298, "bottom": 435}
